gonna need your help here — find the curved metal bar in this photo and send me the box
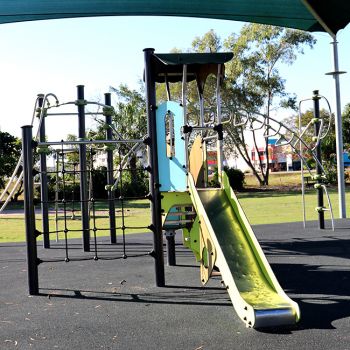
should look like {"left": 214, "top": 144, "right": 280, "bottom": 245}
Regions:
{"left": 35, "top": 93, "right": 60, "bottom": 140}
{"left": 229, "top": 107, "right": 335, "bottom": 231}
{"left": 318, "top": 95, "right": 333, "bottom": 140}
{"left": 310, "top": 117, "right": 325, "bottom": 151}
{"left": 38, "top": 139, "right": 143, "bottom": 146}
{"left": 266, "top": 124, "right": 282, "bottom": 140}
{"left": 55, "top": 101, "right": 77, "bottom": 108}
{"left": 51, "top": 99, "right": 112, "bottom": 111}
{"left": 247, "top": 116, "right": 269, "bottom": 132}
{"left": 221, "top": 114, "right": 233, "bottom": 125}
{"left": 224, "top": 102, "right": 334, "bottom": 231}
{"left": 233, "top": 113, "right": 249, "bottom": 127}
{"left": 234, "top": 110, "right": 323, "bottom": 175}
{"left": 298, "top": 95, "right": 333, "bottom": 151}
{"left": 84, "top": 101, "right": 116, "bottom": 109}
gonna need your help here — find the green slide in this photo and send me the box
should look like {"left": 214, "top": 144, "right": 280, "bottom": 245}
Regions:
{"left": 188, "top": 173, "right": 300, "bottom": 328}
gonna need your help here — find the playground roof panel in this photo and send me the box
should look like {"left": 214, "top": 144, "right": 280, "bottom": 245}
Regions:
{"left": 152, "top": 52, "right": 233, "bottom": 83}
{"left": 0, "top": 1, "right": 349, "bottom": 36}
{"left": 154, "top": 53, "right": 234, "bottom": 66}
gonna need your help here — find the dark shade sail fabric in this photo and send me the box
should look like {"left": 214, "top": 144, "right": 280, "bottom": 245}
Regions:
{"left": 0, "top": 1, "right": 349, "bottom": 36}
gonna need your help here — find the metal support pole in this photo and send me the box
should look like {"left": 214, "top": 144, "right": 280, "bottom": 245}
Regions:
{"left": 165, "top": 230, "right": 176, "bottom": 266}
{"left": 77, "top": 85, "right": 90, "bottom": 251}
{"left": 299, "top": 110, "right": 307, "bottom": 228}
{"left": 182, "top": 64, "right": 189, "bottom": 173}
{"left": 22, "top": 125, "right": 39, "bottom": 295}
{"left": 104, "top": 93, "right": 117, "bottom": 244}
{"left": 198, "top": 93, "right": 205, "bottom": 128}
{"left": 313, "top": 91, "right": 325, "bottom": 229}
{"left": 38, "top": 95, "right": 50, "bottom": 248}
{"left": 55, "top": 151, "right": 59, "bottom": 242}
{"left": 328, "top": 38, "right": 346, "bottom": 218}
{"left": 198, "top": 91, "right": 207, "bottom": 187}
{"left": 144, "top": 48, "right": 165, "bottom": 287}
{"left": 216, "top": 64, "right": 224, "bottom": 183}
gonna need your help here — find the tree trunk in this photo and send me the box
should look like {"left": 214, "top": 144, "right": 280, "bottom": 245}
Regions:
{"left": 252, "top": 129, "right": 267, "bottom": 186}
{"left": 130, "top": 155, "right": 138, "bottom": 186}
{"left": 11, "top": 181, "right": 24, "bottom": 202}
{"left": 227, "top": 129, "right": 265, "bottom": 186}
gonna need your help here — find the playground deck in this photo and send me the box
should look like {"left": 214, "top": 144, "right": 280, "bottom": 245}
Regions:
{"left": 1, "top": 219, "right": 350, "bottom": 349}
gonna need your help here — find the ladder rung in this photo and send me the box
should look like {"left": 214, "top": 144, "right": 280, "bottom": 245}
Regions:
{"left": 165, "top": 211, "right": 196, "bottom": 216}
{"left": 164, "top": 219, "right": 193, "bottom": 224}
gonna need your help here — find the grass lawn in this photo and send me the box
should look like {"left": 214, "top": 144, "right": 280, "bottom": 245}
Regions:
{"left": 244, "top": 171, "right": 308, "bottom": 187}
{"left": 1, "top": 182, "right": 348, "bottom": 242}
{"left": 0, "top": 199, "right": 151, "bottom": 243}
{"left": 237, "top": 188, "right": 345, "bottom": 225}
{"left": 240, "top": 171, "right": 350, "bottom": 224}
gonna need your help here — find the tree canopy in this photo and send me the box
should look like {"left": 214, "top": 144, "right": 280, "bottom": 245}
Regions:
{"left": 92, "top": 24, "right": 317, "bottom": 186}
{"left": 167, "top": 24, "right": 316, "bottom": 185}
{"left": 0, "top": 131, "right": 21, "bottom": 190}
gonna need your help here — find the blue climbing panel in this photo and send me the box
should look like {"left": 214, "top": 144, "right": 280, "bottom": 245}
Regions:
{"left": 156, "top": 101, "right": 187, "bottom": 191}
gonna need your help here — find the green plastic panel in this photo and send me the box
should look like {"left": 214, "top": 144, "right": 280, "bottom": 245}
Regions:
{"left": 161, "top": 191, "right": 200, "bottom": 260}
{"left": 188, "top": 172, "right": 300, "bottom": 327}
{"left": 197, "top": 189, "right": 290, "bottom": 309}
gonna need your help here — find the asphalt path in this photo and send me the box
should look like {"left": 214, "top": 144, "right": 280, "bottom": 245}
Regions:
{"left": 1, "top": 219, "right": 350, "bottom": 349}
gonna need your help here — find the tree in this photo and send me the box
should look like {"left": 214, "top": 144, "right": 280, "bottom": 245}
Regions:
{"left": 283, "top": 102, "right": 350, "bottom": 161}
{"left": 157, "top": 26, "right": 315, "bottom": 186}
{"left": 64, "top": 134, "right": 80, "bottom": 164}
{"left": 192, "top": 29, "right": 222, "bottom": 53}
{"left": 109, "top": 84, "right": 147, "bottom": 140}
{"left": 156, "top": 31, "right": 222, "bottom": 126}
{"left": 89, "top": 84, "right": 148, "bottom": 193}
{"left": 222, "top": 24, "right": 316, "bottom": 185}
{"left": 0, "top": 131, "right": 22, "bottom": 200}
{"left": 110, "top": 84, "right": 148, "bottom": 189}
{"left": 342, "top": 103, "right": 350, "bottom": 151}
{"left": 283, "top": 104, "right": 350, "bottom": 184}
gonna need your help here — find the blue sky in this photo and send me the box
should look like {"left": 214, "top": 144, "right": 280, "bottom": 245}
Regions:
{"left": 0, "top": 16, "right": 349, "bottom": 140}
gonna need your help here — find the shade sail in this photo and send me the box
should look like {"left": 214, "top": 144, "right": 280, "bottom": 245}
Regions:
{"left": 0, "top": 1, "right": 349, "bottom": 36}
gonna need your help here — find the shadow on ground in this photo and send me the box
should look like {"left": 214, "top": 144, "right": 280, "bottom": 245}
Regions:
{"left": 263, "top": 235, "right": 350, "bottom": 330}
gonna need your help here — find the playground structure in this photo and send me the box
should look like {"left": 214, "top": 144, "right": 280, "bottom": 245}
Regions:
{"left": 298, "top": 91, "right": 335, "bottom": 230}
{"left": 0, "top": 94, "right": 47, "bottom": 213}
{"left": 230, "top": 90, "right": 335, "bottom": 231}
{"left": 20, "top": 49, "right": 336, "bottom": 329}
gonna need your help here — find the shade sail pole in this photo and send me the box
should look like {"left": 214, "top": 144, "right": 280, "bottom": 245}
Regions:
{"left": 327, "top": 38, "right": 347, "bottom": 218}
{"left": 302, "top": 0, "right": 347, "bottom": 218}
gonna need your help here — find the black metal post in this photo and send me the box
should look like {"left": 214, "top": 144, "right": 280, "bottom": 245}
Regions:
{"left": 105, "top": 93, "right": 117, "bottom": 244}
{"left": 144, "top": 48, "right": 165, "bottom": 287}
{"left": 77, "top": 85, "right": 90, "bottom": 251}
{"left": 313, "top": 90, "right": 325, "bottom": 229}
{"left": 38, "top": 95, "right": 50, "bottom": 248}
{"left": 165, "top": 231, "right": 176, "bottom": 266}
{"left": 22, "top": 125, "right": 39, "bottom": 295}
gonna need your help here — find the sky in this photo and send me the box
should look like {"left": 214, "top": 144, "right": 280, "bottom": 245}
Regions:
{"left": 0, "top": 16, "right": 349, "bottom": 141}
